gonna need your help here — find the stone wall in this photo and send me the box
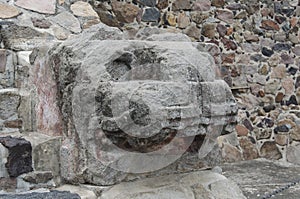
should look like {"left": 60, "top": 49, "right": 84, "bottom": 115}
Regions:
{"left": 0, "top": 0, "right": 300, "bottom": 167}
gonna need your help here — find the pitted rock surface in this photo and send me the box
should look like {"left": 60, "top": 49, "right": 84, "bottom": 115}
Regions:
{"left": 33, "top": 24, "right": 237, "bottom": 185}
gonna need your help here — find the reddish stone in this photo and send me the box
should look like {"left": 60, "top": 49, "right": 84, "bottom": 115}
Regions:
{"left": 290, "top": 17, "right": 298, "bottom": 27}
{"left": 275, "top": 134, "right": 288, "bottom": 146}
{"left": 177, "top": 12, "right": 190, "bottom": 29}
{"left": 236, "top": 125, "right": 249, "bottom": 136}
{"left": 221, "top": 143, "right": 243, "bottom": 162}
{"left": 239, "top": 137, "right": 259, "bottom": 160}
{"left": 261, "top": 20, "right": 280, "bottom": 31}
{"left": 112, "top": 1, "right": 139, "bottom": 23}
{"left": 222, "top": 53, "right": 235, "bottom": 64}
{"left": 226, "top": 27, "right": 233, "bottom": 35}
{"left": 260, "top": 141, "right": 282, "bottom": 160}
{"left": 221, "top": 38, "right": 237, "bottom": 50}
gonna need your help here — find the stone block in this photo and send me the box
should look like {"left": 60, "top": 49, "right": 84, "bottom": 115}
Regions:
{"left": 0, "top": 136, "right": 33, "bottom": 177}
{"left": 33, "top": 24, "right": 237, "bottom": 185}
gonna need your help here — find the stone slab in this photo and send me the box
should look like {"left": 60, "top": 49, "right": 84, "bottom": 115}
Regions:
{"left": 100, "top": 170, "right": 246, "bottom": 199}
{"left": 221, "top": 158, "right": 300, "bottom": 199}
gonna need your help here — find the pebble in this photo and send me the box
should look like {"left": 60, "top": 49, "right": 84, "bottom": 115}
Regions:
{"left": 262, "top": 47, "right": 274, "bottom": 57}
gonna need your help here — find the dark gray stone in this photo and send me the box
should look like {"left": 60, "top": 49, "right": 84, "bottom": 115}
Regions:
{"left": 139, "top": 0, "right": 156, "bottom": 7}
{"left": 0, "top": 190, "right": 81, "bottom": 199}
{"left": 262, "top": 47, "right": 274, "bottom": 57}
{"left": 273, "top": 43, "right": 291, "bottom": 51}
{"left": 263, "top": 104, "right": 276, "bottom": 112}
{"left": 0, "top": 136, "right": 33, "bottom": 177}
{"left": 142, "top": 7, "right": 160, "bottom": 22}
{"left": 274, "top": 125, "right": 290, "bottom": 133}
{"left": 286, "top": 95, "right": 298, "bottom": 106}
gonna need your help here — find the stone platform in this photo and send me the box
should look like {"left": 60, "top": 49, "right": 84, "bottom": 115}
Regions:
{"left": 221, "top": 158, "right": 300, "bottom": 199}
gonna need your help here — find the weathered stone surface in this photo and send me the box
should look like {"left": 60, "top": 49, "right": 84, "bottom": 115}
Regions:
{"left": 55, "top": 185, "right": 97, "bottom": 199}
{"left": 260, "top": 141, "right": 282, "bottom": 160}
{"left": 192, "top": 0, "right": 211, "bottom": 11}
{"left": 261, "top": 19, "right": 280, "bottom": 31}
{"left": 287, "top": 144, "right": 300, "bottom": 165}
{"left": 112, "top": 1, "right": 139, "bottom": 23}
{"left": 17, "top": 171, "right": 55, "bottom": 191}
{"left": 0, "top": 136, "right": 33, "bottom": 177}
{"left": 172, "top": 0, "right": 191, "bottom": 11}
{"left": 177, "top": 12, "right": 190, "bottom": 29}
{"left": 0, "top": 190, "right": 80, "bottom": 199}
{"left": 31, "top": 17, "right": 52, "bottom": 29}
{"left": 142, "top": 7, "right": 160, "bottom": 22}
{"left": 0, "top": 143, "right": 9, "bottom": 178}
{"left": 222, "top": 159, "right": 300, "bottom": 199}
{"left": 211, "top": 0, "right": 225, "bottom": 7}
{"left": 139, "top": 0, "right": 156, "bottom": 7}
{"left": 71, "top": 1, "right": 98, "bottom": 18}
{"left": 0, "top": 24, "right": 54, "bottom": 51}
{"left": 100, "top": 170, "right": 246, "bottom": 199}
{"left": 0, "top": 4, "right": 21, "bottom": 19}
{"left": 0, "top": 91, "right": 20, "bottom": 121}
{"left": 51, "top": 12, "right": 81, "bottom": 33}
{"left": 157, "top": 0, "right": 168, "bottom": 10}
{"left": 235, "top": 124, "right": 248, "bottom": 136}
{"left": 221, "top": 143, "right": 243, "bottom": 162}
{"left": 15, "top": 0, "right": 56, "bottom": 14}
{"left": 202, "top": 23, "right": 216, "bottom": 39}
{"left": 216, "top": 9, "right": 234, "bottom": 23}
{"left": 239, "top": 137, "right": 258, "bottom": 160}
{"left": 34, "top": 25, "right": 237, "bottom": 185}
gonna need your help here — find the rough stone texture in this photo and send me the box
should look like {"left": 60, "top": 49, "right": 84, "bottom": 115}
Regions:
{"left": 0, "top": 190, "right": 81, "bottom": 199}
{"left": 260, "top": 141, "right": 282, "bottom": 160}
{"left": 222, "top": 159, "right": 300, "bottom": 199}
{"left": 55, "top": 185, "right": 97, "bottom": 199}
{"left": 0, "top": 136, "right": 33, "bottom": 177}
{"left": 70, "top": 1, "right": 98, "bottom": 18}
{"left": 0, "top": 24, "right": 54, "bottom": 51}
{"left": 51, "top": 12, "right": 81, "bottom": 34}
{"left": 0, "top": 4, "right": 21, "bottom": 19}
{"left": 34, "top": 25, "right": 237, "bottom": 185}
{"left": 100, "top": 170, "right": 246, "bottom": 199}
{"left": 112, "top": 1, "right": 139, "bottom": 23}
{"left": 14, "top": 0, "right": 56, "bottom": 14}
